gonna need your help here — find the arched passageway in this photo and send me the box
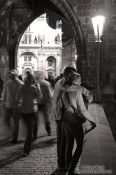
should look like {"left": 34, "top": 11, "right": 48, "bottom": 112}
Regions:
{"left": 0, "top": 0, "right": 86, "bottom": 77}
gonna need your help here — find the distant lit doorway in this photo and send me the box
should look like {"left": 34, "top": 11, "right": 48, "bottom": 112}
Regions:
{"left": 46, "top": 56, "right": 56, "bottom": 77}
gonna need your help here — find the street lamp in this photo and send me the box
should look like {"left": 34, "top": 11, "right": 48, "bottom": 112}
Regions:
{"left": 92, "top": 15, "right": 105, "bottom": 102}
{"left": 92, "top": 16, "right": 105, "bottom": 42}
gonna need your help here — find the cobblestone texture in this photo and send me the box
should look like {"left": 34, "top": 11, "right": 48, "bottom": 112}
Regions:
{"left": 0, "top": 108, "right": 57, "bottom": 175}
{"left": 0, "top": 104, "right": 115, "bottom": 175}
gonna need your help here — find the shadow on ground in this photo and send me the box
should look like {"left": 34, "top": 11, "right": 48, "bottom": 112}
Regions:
{"left": 0, "top": 137, "right": 56, "bottom": 168}
{"left": 0, "top": 148, "right": 23, "bottom": 168}
{"left": 0, "top": 137, "right": 24, "bottom": 147}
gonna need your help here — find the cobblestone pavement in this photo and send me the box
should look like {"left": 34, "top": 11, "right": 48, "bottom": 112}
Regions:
{"left": 0, "top": 104, "right": 115, "bottom": 175}
{"left": 0, "top": 110, "right": 57, "bottom": 175}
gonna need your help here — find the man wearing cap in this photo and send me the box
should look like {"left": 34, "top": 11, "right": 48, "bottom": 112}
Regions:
{"left": 1, "top": 69, "right": 23, "bottom": 143}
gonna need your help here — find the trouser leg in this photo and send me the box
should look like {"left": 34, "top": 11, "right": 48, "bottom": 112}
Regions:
{"left": 62, "top": 121, "right": 84, "bottom": 173}
{"left": 33, "top": 112, "right": 38, "bottom": 138}
{"left": 56, "top": 121, "right": 66, "bottom": 170}
{"left": 68, "top": 126, "right": 84, "bottom": 173}
{"left": 23, "top": 113, "right": 34, "bottom": 154}
{"left": 12, "top": 110, "right": 20, "bottom": 141}
{"left": 42, "top": 105, "right": 51, "bottom": 135}
{"left": 64, "top": 129, "right": 74, "bottom": 171}
{"left": 4, "top": 108, "right": 13, "bottom": 129}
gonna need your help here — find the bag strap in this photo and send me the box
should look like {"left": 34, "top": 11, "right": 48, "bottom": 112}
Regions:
{"left": 56, "top": 90, "right": 63, "bottom": 103}
{"left": 56, "top": 91, "right": 64, "bottom": 121}
{"left": 66, "top": 92, "right": 82, "bottom": 115}
{"left": 65, "top": 92, "right": 76, "bottom": 112}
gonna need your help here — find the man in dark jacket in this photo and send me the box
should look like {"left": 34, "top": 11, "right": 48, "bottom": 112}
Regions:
{"left": 51, "top": 67, "right": 77, "bottom": 175}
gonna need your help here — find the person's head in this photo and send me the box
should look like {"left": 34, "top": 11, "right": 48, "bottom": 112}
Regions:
{"left": 60, "top": 73, "right": 63, "bottom": 78}
{"left": 63, "top": 66, "right": 77, "bottom": 78}
{"left": 26, "top": 71, "right": 31, "bottom": 76}
{"left": 73, "top": 72, "right": 81, "bottom": 85}
{"left": 24, "top": 73, "right": 35, "bottom": 86}
{"left": 9, "top": 69, "right": 18, "bottom": 80}
{"left": 18, "top": 75, "right": 23, "bottom": 81}
{"left": 64, "top": 72, "right": 81, "bottom": 87}
{"left": 36, "top": 71, "right": 45, "bottom": 82}
{"left": 48, "top": 75, "right": 52, "bottom": 79}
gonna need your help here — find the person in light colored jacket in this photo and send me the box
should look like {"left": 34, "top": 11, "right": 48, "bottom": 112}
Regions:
{"left": 1, "top": 69, "right": 23, "bottom": 143}
{"left": 35, "top": 71, "right": 53, "bottom": 136}
{"left": 51, "top": 66, "right": 93, "bottom": 175}
{"left": 61, "top": 72, "right": 96, "bottom": 175}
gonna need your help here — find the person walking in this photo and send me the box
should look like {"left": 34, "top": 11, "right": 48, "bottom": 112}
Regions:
{"left": 61, "top": 72, "right": 96, "bottom": 175}
{"left": 17, "top": 73, "right": 40, "bottom": 156}
{"left": 35, "top": 71, "right": 53, "bottom": 136}
{"left": 1, "top": 69, "right": 23, "bottom": 143}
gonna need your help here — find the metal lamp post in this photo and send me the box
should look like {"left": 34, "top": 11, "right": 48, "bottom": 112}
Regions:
{"left": 92, "top": 15, "right": 105, "bottom": 102}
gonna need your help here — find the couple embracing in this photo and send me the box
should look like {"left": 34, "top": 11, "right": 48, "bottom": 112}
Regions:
{"left": 52, "top": 66, "right": 96, "bottom": 175}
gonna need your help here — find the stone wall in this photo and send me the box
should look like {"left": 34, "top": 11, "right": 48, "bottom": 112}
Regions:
{"left": 70, "top": 0, "right": 116, "bottom": 100}
{"left": 0, "top": 0, "right": 116, "bottom": 98}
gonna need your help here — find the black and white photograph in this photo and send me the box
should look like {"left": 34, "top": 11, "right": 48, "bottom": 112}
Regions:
{"left": 0, "top": 0, "right": 116, "bottom": 174}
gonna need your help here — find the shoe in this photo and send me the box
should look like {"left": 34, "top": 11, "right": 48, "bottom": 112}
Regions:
{"left": 23, "top": 152, "right": 29, "bottom": 157}
{"left": 59, "top": 168, "right": 67, "bottom": 173}
{"left": 51, "top": 168, "right": 67, "bottom": 175}
{"left": 11, "top": 139, "right": 19, "bottom": 144}
{"left": 48, "top": 132, "right": 52, "bottom": 136}
{"left": 67, "top": 171, "right": 79, "bottom": 175}
{"left": 50, "top": 168, "right": 59, "bottom": 175}
{"left": 32, "top": 136, "right": 37, "bottom": 141}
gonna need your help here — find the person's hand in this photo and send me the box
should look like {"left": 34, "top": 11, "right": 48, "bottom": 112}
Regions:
{"left": 90, "top": 121, "right": 96, "bottom": 129}
{"left": 83, "top": 120, "right": 96, "bottom": 135}
{"left": 87, "top": 92, "right": 93, "bottom": 103}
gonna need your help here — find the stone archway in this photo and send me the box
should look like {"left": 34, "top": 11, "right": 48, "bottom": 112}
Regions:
{"left": 0, "top": 0, "right": 86, "bottom": 75}
{"left": 33, "top": 0, "right": 86, "bottom": 73}
{"left": 49, "top": 0, "right": 86, "bottom": 57}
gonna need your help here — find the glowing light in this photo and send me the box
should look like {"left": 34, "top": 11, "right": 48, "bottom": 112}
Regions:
{"left": 92, "top": 16, "right": 105, "bottom": 42}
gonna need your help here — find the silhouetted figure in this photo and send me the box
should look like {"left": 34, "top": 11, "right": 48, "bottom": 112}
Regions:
{"left": 17, "top": 73, "right": 39, "bottom": 156}
{"left": 47, "top": 75, "right": 55, "bottom": 89}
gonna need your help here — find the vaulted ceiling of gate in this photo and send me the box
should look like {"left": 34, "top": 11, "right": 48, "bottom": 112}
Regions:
{"left": 0, "top": 0, "right": 86, "bottom": 63}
